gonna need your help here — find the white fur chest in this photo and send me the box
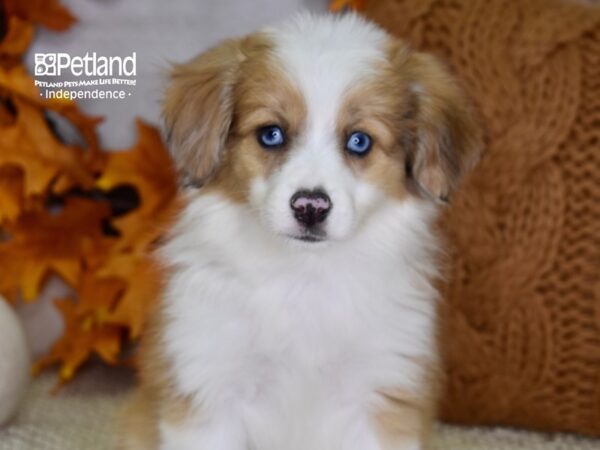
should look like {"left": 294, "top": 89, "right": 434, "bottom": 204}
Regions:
{"left": 160, "top": 194, "right": 439, "bottom": 450}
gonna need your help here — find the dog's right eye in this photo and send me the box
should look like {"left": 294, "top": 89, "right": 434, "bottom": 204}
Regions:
{"left": 257, "top": 125, "right": 286, "bottom": 149}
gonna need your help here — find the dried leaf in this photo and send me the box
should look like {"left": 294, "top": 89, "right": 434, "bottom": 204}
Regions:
{"left": 77, "top": 274, "right": 126, "bottom": 321}
{"left": 33, "top": 298, "right": 123, "bottom": 383}
{"left": 4, "top": 0, "right": 76, "bottom": 31}
{"left": 0, "top": 197, "right": 111, "bottom": 300}
{"left": 0, "top": 17, "right": 34, "bottom": 59}
{"left": 0, "top": 164, "right": 24, "bottom": 223}
{"left": 0, "top": 65, "right": 103, "bottom": 156}
{"left": 0, "top": 97, "right": 16, "bottom": 125}
{"left": 98, "top": 254, "right": 162, "bottom": 338}
{"left": 97, "top": 120, "right": 178, "bottom": 250}
{"left": 0, "top": 95, "right": 95, "bottom": 196}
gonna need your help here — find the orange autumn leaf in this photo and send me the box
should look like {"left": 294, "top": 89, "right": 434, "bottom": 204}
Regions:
{"left": 75, "top": 274, "right": 126, "bottom": 320}
{"left": 0, "top": 95, "right": 95, "bottom": 196}
{"left": 0, "top": 197, "right": 111, "bottom": 301}
{"left": 0, "top": 164, "right": 24, "bottom": 223}
{"left": 97, "top": 120, "right": 178, "bottom": 250}
{"left": 4, "top": 0, "right": 76, "bottom": 31}
{"left": 0, "top": 16, "right": 34, "bottom": 59}
{"left": 0, "top": 65, "right": 103, "bottom": 158}
{"left": 0, "top": 64, "right": 45, "bottom": 99}
{"left": 34, "top": 298, "right": 122, "bottom": 383}
{"left": 98, "top": 253, "right": 162, "bottom": 338}
{"left": 0, "top": 98, "right": 15, "bottom": 125}
{"left": 330, "top": 0, "right": 368, "bottom": 12}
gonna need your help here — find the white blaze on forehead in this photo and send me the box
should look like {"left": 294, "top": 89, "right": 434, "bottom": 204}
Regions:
{"left": 266, "top": 14, "right": 390, "bottom": 141}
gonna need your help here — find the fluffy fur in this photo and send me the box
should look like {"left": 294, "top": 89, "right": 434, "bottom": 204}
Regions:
{"left": 119, "top": 13, "right": 479, "bottom": 450}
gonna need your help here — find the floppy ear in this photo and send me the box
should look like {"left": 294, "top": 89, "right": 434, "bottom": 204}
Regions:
{"left": 401, "top": 52, "right": 481, "bottom": 202}
{"left": 163, "top": 39, "right": 245, "bottom": 186}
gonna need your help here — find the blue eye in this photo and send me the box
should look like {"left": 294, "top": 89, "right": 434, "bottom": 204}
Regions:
{"left": 257, "top": 125, "right": 286, "bottom": 149}
{"left": 345, "top": 131, "right": 372, "bottom": 156}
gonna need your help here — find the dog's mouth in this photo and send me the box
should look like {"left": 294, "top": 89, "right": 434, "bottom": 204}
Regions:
{"left": 285, "top": 229, "right": 327, "bottom": 243}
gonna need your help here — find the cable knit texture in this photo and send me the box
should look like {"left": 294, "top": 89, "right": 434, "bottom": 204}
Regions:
{"left": 365, "top": 0, "right": 600, "bottom": 437}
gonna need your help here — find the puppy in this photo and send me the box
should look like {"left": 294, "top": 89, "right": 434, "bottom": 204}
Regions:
{"left": 119, "top": 13, "right": 479, "bottom": 450}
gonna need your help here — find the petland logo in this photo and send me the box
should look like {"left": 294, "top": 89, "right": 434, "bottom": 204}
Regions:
{"left": 35, "top": 52, "right": 136, "bottom": 77}
{"left": 34, "top": 52, "right": 137, "bottom": 101}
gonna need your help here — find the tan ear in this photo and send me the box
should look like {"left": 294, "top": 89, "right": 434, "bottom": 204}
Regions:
{"left": 163, "top": 39, "right": 245, "bottom": 186}
{"left": 401, "top": 52, "right": 481, "bottom": 202}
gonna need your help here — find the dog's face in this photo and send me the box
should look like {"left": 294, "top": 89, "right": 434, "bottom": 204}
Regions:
{"left": 164, "top": 15, "right": 479, "bottom": 245}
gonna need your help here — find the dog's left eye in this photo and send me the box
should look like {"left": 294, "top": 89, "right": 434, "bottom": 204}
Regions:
{"left": 345, "top": 131, "right": 372, "bottom": 156}
{"left": 257, "top": 125, "right": 286, "bottom": 149}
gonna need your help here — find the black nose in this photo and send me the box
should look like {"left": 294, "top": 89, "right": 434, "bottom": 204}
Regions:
{"left": 290, "top": 189, "right": 332, "bottom": 228}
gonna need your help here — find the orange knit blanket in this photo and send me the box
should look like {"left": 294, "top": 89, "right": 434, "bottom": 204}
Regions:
{"left": 366, "top": 0, "right": 600, "bottom": 437}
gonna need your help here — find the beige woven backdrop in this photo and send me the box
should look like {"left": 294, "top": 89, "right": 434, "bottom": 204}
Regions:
{"left": 2, "top": 365, "right": 600, "bottom": 449}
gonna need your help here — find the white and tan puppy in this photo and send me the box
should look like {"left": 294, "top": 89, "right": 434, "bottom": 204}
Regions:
{"left": 119, "top": 13, "right": 479, "bottom": 450}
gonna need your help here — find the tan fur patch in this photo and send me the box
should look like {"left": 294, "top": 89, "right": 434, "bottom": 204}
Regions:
{"left": 117, "top": 387, "right": 160, "bottom": 450}
{"left": 337, "top": 38, "right": 480, "bottom": 202}
{"left": 337, "top": 70, "right": 407, "bottom": 198}
{"left": 163, "top": 33, "right": 275, "bottom": 186}
{"left": 118, "top": 279, "right": 195, "bottom": 449}
{"left": 375, "top": 360, "right": 441, "bottom": 450}
{"left": 204, "top": 50, "right": 307, "bottom": 203}
{"left": 164, "top": 30, "right": 307, "bottom": 202}
{"left": 388, "top": 42, "right": 481, "bottom": 201}
{"left": 336, "top": 47, "right": 413, "bottom": 200}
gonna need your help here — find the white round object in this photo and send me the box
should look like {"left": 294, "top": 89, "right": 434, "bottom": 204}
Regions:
{"left": 0, "top": 296, "right": 30, "bottom": 426}
{"left": 16, "top": 275, "right": 68, "bottom": 358}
